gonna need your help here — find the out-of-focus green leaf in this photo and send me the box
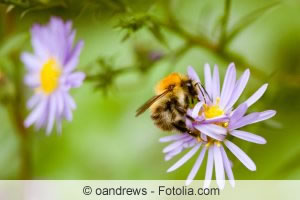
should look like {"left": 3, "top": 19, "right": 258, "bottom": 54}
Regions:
{"left": 226, "top": 1, "right": 280, "bottom": 44}
{"left": 0, "top": 32, "right": 28, "bottom": 56}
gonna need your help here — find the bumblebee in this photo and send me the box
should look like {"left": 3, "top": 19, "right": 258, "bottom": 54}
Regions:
{"left": 136, "top": 72, "right": 204, "bottom": 137}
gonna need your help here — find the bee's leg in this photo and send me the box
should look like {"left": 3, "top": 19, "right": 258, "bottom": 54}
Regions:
{"left": 174, "top": 105, "right": 194, "bottom": 121}
{"left": 172, "top": 120, "right": 198, "bottom": 137}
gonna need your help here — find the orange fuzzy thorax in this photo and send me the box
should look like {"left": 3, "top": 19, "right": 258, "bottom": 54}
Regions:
{"left": 155, "top": 73, "right": 185, "bottom": 94}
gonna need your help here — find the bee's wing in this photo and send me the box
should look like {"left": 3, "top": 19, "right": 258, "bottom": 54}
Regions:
{"left": 135, "top": 90, "right": 170, "bottom": 117}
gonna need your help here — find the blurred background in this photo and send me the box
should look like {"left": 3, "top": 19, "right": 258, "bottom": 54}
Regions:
{"left": 0, "top": 0, "right": 299, "bottom": 180}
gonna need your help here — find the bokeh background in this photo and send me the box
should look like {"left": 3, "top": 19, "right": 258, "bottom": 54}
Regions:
{"left": 0, "top": 0, "right": 299, "bottom": 180}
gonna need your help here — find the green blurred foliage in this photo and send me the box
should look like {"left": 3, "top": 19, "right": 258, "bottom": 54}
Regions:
{"left": 0, "top": 0, "right": 299, "bottom": 180}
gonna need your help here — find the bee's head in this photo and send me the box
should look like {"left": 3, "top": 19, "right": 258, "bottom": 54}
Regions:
{"left": 155, "top": 73, "right": 185, "bottom": 94}
{"left": 181, "top": 78, "right": 198, "bottom": 97}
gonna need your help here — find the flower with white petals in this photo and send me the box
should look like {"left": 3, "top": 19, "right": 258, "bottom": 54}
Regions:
{"left": 160, "top": 63, "right": 276, "bottom": 189}
{"left": 22, "top": 17, "right": 85, "bottom": 134}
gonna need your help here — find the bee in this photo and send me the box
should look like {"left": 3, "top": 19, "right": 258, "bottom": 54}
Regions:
{"left": 136, "top": 72, "right": 206, "bottom": 137}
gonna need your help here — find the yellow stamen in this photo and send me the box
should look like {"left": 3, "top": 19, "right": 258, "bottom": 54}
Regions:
{"left": 223, "top": 122, "right": 229, "bottom": 128}
{"left": 197, "top": 136, "right": 202, "bottom": 143}
{"left": 205, "top": 140, "right": 213, "bottom": 147}
{"left": 215, "top": 141, "right": 221, "bottom": 147}
{"left": 203, "top": 99, "right": 224, "bottom": 119}
{"left": 40, "top": 58, "right": 61, "bottom": 94}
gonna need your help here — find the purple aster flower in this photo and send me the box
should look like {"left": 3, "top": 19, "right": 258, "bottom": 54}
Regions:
{"left": 21, "top": 17, "right": 85, "bottom": 134}
{"left": 160, "top": 63, "right": 276, "bottom": 189}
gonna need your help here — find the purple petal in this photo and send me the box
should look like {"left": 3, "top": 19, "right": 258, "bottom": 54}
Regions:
{"left": 187, "top": 66, "right": 200, "bottom": 83}
{"left": 224, "top": 140, "right": 256, "bottom": 171}
{"left": 195, "top": 124, "right": 227, "bottom": 135}
{"left": 213, "top": 143, "right": 225, "bottom": 189}
{"left": 252, "top": 110, "right": 276, "bottom": 124}
{"left": 64, "top": 40, "right": 84, "bottom": 73}
{"left": 225, "top": 69, "right": 250, "bottom": 111}
{"left": 55, "top": 92, "right": 64, "bottom": 115}
{"left": 34, "top": 106, "right": 48, "bottom": 131}
{"left": 159, "top": 134, "right": 187, "bottom": 143}
{"left": 212, "top": 65, "right": 220, "bottom": 102}
{"left": 66, "top": 72, "right": 85, "bottom": 88}
{"left": 46, "top": 95, "right": 57, "bottom": 134}
{"left": 163, "top": 137, "right": 191, "bottom": 153}
{"left": 64, "top": 92, "right": 76, "bottom": 110}
{"left": 201, "top": 133, "right": 207, "bottom": 141}
{"left": 202, "top": 115, "right": 229, "bottom": 124}
{"left": 186, "top": 147, "right": 206, "bottom": 185}
{"left": 24, "top": 99, "right": 47, "bottom": 127}
{"left": 26, "top": 94, "right": 41, "bottom": 109}
{"left": 230, "top": 130, "right": 266, "bottom": 144}
{"left": 204, "top": 63, "right": 212, "bottom": 98}
{"left": 56, "top": 117, "right": 62, "bottom": 133}
{"left": 204, "top": 146, "right": 214, "bottom": 188}
{"left": 24, "top": 74, "right": 40, "bottom": 88}
{"left": 230, "top": 103, "right": 248, "bottom": 124}
{"left": 191, "top": 102, "right": 204, "bottom": 118}
{"left": 220, "top": 63, "right": 236, "bottom": 108}
{"left": 244, "top": 84, "right": 268, "bottom": 107}
{"left": 167, "top": 144, "right": 201, "bottom": 172}
{"left": 30, "top": 25, "right": 48, "bottom": 59}
{"left": 194, "top": 125, "right": 225, "bottom": 141}
{"left": 220, "top": 145, "right": 235, "bottom": 187}
{"left": 21, "top": 52, "right": 41, "bottom": 71}
{"left": 63, "top": 96, "right": 73, "bottom": 121}
{"left": 165, "top": 146, "right": 184, "bottom": 161}
{"left": 229, "top": 112, "right": 260, "bottom": 130}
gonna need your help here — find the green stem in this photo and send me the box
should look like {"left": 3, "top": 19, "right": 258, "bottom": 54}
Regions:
{"left": 219, "top": 0, "right": 231, "bottom": 49}
{"left": 11, "top": 51, "right": 32, "bottom": 179}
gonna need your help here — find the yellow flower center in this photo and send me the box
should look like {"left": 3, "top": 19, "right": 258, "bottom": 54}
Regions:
{"left": 203, "top": 97, "right": 224, "bottom": 119}
{"left": 40, "top": 58, "right": 61, "bottom": 94}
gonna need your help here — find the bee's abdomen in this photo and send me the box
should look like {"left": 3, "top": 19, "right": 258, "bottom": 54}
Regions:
{"left": 151, "top": 103, "right": 182, "bottom": 131}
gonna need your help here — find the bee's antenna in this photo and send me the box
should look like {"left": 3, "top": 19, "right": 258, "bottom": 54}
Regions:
{"left": 195, "top": 82, "right": 212, "bottom": 103}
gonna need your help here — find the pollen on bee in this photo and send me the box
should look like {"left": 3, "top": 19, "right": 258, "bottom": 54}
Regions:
{"left": 155, "top": 73, "right": 183, "bottom": 94}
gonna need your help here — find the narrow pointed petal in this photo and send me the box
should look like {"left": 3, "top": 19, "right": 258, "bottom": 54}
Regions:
{"left": 224, "top": 140, "right": 256, "bottom": 171}
{"left": 202, "top": 115, "right": 228, "bottom": 124}
{"left": 204, "top": 63, "right": 212, "bottom": 98}
{"left": 212, "top": 65, "right": 220, "bottom": 102}
{"left": 220, "top": 63, "right": 236, "bottom": 108}
{"left": 191, "top": 102, "right": 204, "bottom": 118}
{"left": 204, "top": 147, "right": 214, "bottom": 188}
{"left": 225, "top": 69, "right": 250, "bottom": 111}
{"left": 196, "top": 124, "right": 227, "bottom": 135}
{"left": 244, "top": 84, "right": 268, "bottom": 107}
{"left": 24, "top": 74, "right": 40, "bottom": 88}
{"left": 26, "top": 94, "right": 41, "bottom": 109}
{"left": 165, "top": 146, "right": 184, "bottom": 161}
{"left": 194, "top": 124, "right": 225, "bottom": 141}
{"left": 220, "top": 146, "right": 235, "bottom": 187}
{"left": 213, "top": 144, "right": 225, "bottom": 189}
{"left": 66, "top": 72, "right": 85, "bottom": 88}
{"left": 230, "top": 103, "right": 248, "bottom": 124}
{"left": 21, "top": 52, "right": 41, "bottom": 71}
{"left": 230, "top": 130, "right": 266, "bottom": 144}
{"left": 159, "top": 134, "right": 187, "bottom": 143}
{"left": 187, "top": 66, "right": 200, "bottom": 83}
{"left": 46, "top": 95, "right": 57, "bottom": 134}
{"left": 56, "top": 92, "right": 64, "bottom": 115}
{"left": 252, "top": 110, "right": 276, "bottom": 124}
{"left": 167, "top": 144, "right": 201, "bottom": 172}
{"left": 64, "top": 93, "right": 76, "bottom": 110}
{"left": 186, "top": 147, "right": 206, "bottom": 185}
{"left": 163, "top": 137, "right": 191, "bottom": 153}
{"left": 24, "top": 100, "right": 47, "bottom": 127}
{"left": 65, "top": 40, "right": 84, "bottom": 73}
{"left": 229, "top": 112, "right": 259, "bottom": 130}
